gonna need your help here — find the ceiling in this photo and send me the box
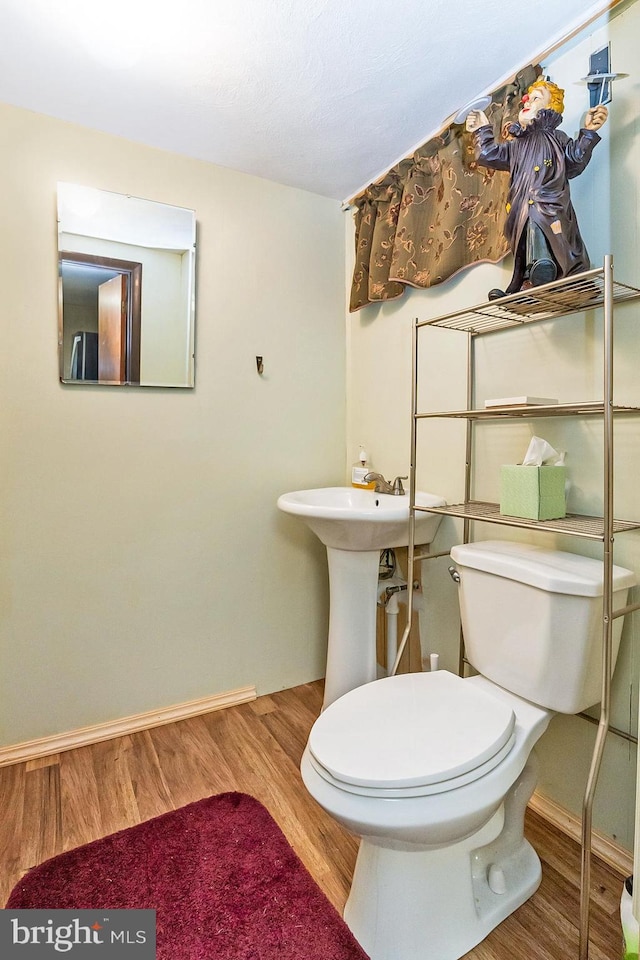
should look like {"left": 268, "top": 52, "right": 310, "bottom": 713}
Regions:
{"left": 0, "top": 0, "right": 610, "bottom": 201}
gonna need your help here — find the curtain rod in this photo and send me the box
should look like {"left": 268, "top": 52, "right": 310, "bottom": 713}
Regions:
{"left": 341, "top": 0, "right": 623, "bottom": 210}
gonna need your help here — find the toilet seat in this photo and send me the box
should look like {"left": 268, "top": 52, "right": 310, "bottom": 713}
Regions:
{"left": 308, "top": 671, "right": 516, "bottom": 799}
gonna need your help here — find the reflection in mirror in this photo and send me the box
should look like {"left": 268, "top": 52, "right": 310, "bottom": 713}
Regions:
{"left": 57, "top": 183, "right": 196, "bottom": 388}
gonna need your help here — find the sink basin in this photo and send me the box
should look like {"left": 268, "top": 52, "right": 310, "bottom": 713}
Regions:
{"left": 277, "top": 486, "right": 446, "bottom": 551}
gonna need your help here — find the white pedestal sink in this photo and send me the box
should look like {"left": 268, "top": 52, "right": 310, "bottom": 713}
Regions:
{"left": 277, "top": 487, "right": 445, "bottom": 707}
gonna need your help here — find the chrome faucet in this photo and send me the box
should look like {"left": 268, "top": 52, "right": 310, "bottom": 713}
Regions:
{"left": 363, "top": 472, "right": 408, "bottom": 495}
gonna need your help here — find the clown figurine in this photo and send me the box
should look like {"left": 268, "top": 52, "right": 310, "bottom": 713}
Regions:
{"left": 466, "top": 78, "right": 608, "bottom": 300}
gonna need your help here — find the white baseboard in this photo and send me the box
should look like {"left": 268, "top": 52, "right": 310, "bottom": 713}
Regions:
{"left": 529, "top": 790, "right": 633, "bottom": 878}
{"left": 0, "top": 685, "right": 257, "bottom": 768}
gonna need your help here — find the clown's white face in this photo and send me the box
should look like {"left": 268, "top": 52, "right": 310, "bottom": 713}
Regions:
{"left": 518, "top": 85, "right": 551, "bottom": 126}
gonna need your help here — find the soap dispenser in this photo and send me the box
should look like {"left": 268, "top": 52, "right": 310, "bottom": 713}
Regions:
{"left": 351, "top": 446, "right": 375, "bottom": 489}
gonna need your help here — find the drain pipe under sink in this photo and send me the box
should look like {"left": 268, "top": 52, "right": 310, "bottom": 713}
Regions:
{"left": 385, "top": 588, "right": 402, "bottom": 675}
{"left": 379, "top": 581, "right": 426, "bottom": 675}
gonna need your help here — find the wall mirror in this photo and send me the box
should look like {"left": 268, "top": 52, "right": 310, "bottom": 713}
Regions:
{"left": 57, "top": 182, "right": 196, "bottom": 388}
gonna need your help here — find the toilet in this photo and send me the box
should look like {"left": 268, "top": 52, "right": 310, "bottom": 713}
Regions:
{"left": 301, "top": 540, "right": 636, "bottom": 960}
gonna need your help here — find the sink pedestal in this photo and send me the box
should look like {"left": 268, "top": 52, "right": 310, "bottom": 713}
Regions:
{"left": 324, "top": 547, "right": 380, "bottom": 708}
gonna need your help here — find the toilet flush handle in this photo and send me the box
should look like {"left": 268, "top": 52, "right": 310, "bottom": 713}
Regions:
{"left": 448, "top": 566, "right": 461, "bottom": 584}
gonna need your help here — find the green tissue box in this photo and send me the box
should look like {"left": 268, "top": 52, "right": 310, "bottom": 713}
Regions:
{"left": 500, "top": 465, "right": 566, "bottom": 521}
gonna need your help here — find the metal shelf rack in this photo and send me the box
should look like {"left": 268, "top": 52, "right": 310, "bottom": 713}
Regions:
{"left": 404, "top": 255, "right": 640, "bottom": 959}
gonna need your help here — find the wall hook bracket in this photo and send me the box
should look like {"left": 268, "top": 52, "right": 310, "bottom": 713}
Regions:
{"left": 256, "top": 356, "right": 264, "bottom": 375}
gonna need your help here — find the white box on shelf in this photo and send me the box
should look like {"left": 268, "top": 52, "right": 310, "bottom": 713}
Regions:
{"left": 484, "top": 396, "right": 558, "bottom": 408}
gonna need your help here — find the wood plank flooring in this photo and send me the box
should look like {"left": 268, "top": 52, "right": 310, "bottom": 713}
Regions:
{"left": 0, "top": 680, "right": 625, "bottom": 959}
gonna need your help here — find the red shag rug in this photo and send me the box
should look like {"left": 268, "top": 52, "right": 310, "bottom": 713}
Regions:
{"left": 6, "top": 792, "right": 369, "bottom": 960}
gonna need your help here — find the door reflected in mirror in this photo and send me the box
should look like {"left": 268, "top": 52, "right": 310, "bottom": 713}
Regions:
{"left": 57, "top": 183, "right": 196, "bottom": 388}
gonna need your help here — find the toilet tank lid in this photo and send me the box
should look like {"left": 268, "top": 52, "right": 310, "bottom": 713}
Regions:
{"left": 450, "top": 540, "right": 637, "bottom": 597}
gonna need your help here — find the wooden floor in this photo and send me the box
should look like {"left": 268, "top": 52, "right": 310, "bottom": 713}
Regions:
{"left": 0, "top": 680, "right": 625, "bottom": 959}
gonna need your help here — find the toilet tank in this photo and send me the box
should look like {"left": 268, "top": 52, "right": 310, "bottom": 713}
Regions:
{"left": 450, "top": 540, "right": 637, "bottom": 714}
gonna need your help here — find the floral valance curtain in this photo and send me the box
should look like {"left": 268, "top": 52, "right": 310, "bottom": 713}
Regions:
{"left": 349, "top": 65, "right": 541, "bottom": 312}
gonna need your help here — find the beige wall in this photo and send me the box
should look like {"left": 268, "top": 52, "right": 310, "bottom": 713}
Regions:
{"left": 0, "top": 101, "right": 346, "bottom": 746}
{"left": 346, "top": 3, "right": 640, "bottom": 851}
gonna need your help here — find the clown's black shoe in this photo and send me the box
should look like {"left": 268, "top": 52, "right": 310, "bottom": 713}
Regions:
{"left": 529, "top": 258, "right": 557, "bottom": 287}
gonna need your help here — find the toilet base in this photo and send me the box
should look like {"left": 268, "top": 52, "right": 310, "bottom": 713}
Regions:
{"left": 344, "top": 760, "right": 540, "bottom": 960}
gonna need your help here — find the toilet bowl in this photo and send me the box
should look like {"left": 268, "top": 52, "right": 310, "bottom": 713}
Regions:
{"left": 301, "top": 540, "right": 636, "bottom": 960}
{"left": 302, "top": 671, "right": 551, "bottom": 959}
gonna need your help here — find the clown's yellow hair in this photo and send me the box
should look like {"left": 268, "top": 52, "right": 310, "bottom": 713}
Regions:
{"left": 528, "top": 78, "right": 565, "bottom": 115}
